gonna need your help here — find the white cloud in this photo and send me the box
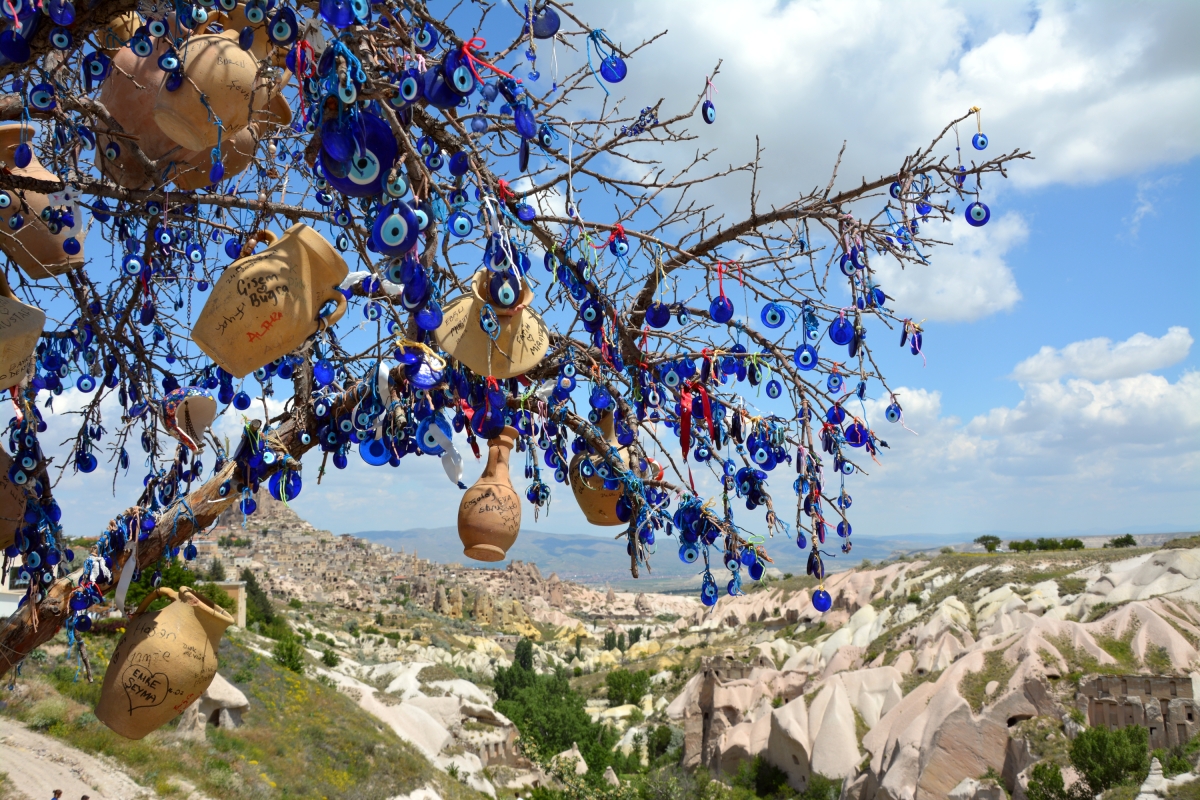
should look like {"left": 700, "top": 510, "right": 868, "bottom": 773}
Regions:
{"left": 1010, "top": 326, "right": 1193, "bottom": 383}
{"left": 871, "top": 213, "right": 1025, "bottom": 322}
{"left": 1126, "top": 175, "right": 1181, "bottom": 237}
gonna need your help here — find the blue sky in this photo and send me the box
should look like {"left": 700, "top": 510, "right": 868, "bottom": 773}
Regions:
{"left": 45, "top": 0, "right": 1199, "bottom": 553}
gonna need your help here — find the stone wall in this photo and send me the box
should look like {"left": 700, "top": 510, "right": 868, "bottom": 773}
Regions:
{"left": 1081, "top": 675, "right": 1200, "bottom": 750}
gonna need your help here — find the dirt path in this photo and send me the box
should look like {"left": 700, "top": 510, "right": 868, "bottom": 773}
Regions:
{"left": 0, "top": 717, "right": 150, "bottom": 800}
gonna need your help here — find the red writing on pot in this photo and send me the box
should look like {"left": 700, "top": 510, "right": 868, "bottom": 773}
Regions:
{"left": 246, "top": 311, "right": 284, "bottom": 343}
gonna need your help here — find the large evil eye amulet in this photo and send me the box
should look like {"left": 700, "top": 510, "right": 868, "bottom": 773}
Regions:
{"left": 972, "top": 132, "right": 988, "bottom": 150}
{"left": 965, "top": 201, "right": 990, "bottom": 227}
{"left": 709, "top": 295, "right": 734, "bottom": 324}
{"left": 646, "top": 301, "right": 671, "bottom": 328}
{"left": 760, "top": 302, "right": 784, "bottom": 329}
{"left": 702, "top": 99, "right": 715, "bottom": 125}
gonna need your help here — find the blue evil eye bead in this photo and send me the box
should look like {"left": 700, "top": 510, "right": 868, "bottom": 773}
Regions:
{"left": 448, "top": 211, "right": 473, "bottom": 238}
{"left": 417, "top": 415, "right": 451, "bottom": 455}
{"left": 530, "top": 6, "right": 560, "bottom": 39}
{"left": 76, "top": 451, "right": 97, "bottom": 473}
{"left": 748, "top": 560, "right": 764, "bottom": 581}
{"left": 609, "top": 234, "right": 629, "bottom": 258}
{"left": 130, "top": 30, "right": 153, "bottom": 57}
{"left": 449, "top": 151, "right": 470, "bottom": 177}
{"left": 397, "top": 70, "right": 422, "bottom": 105}
{"left": 385, "top": 172, "right": 409, "bottom": 198}
{"left": 186, "top": 243, "right": 204, "bottom": 264}
{"left": 537, "top": 124, "right": 555, "bottom": 149}
{"left": 0, "top": 192, "right": 9, "bottom": 209}
{"left": 50, "top": 27, "right": 72, "bottom": 49}
{"left": 232, "top": 391, "right": 251, "bottom": 410}
{"left": 413, "top": 22, "right": 438, "bottom": 50}
{"left": 101, "top": 138, "right": 121, "bottom": 161}
{"left": 578, "top": 298, "right": 602, "bottom": 331}
{"left": 121, "top": 254, "right": 145, "bottom": 276}
{"left": 965, "top": 201, "right": 990, "bottom": 227}
{"left": 372, "top": 201, "right": 419, "bottom": 255}
{"left": 760, "top": 303, "right": 784, "bottom": 329}
{"left": 709, "top": 295, "right": 734, "bottom": 324}
{"left": 972, "top": 132, "right": 988, "bottom": 150}
{"left": 793, "top": 344, "right": 818, "bottom": 371}
{"left": 490, "top": 270, "right": 521, "bottom": 308}
{"left": 885, "top": 403, "right": 902, "bottom": 423}
{"left": 319, "top": 0, "right": 353, "bottom": 27}
{"left": 47, "top": 0, "right": 75, "bottom": 26}
{"left": 268, "top": 7, "right": 297, "bottom": 45}
{"left": 5, "top": 212, "right": 22, "bottom": 230}
{"left": 839, "top": 253, "right": 856, "bottom": 276}
{"left": 28, "top": 83, "right": 55, "bottom": 111}
{"left": 224, "top": 236, "right": 243, "bottom": 258}
{"left": 702, "top": 99, "right": 716, "bottom": 124}
{"left": 76, "top": 375, "right": 96, "bottom": 392}
{"left": 600, "top": 54, "right": 627, "bottom": 83}
{"left": 826, "top": 404, "right": 846, "bottom": 425}
{"left": 333, "top": 208, "right": 353, "bottom": 227}
{"left": 765, "top": 380, "right": 782, "bottom": 399}
{"left": 645, "top": 301, "right": 671, "bottom": 329}
{"left": 812, "top": 588, "right": 831, "bottom": 612}
{"left": 827, "top": 373, "right": 843, "bottom": 393}
{"left": 889, "top": 181, "right": 902, "bottom": 199}
{"left": 845, "top": 422, "right": 868, "bottom": 447}
{"left": 829, "top": 316, "right": 854, "bottom": 346}
{"left": 837, "top": 521, "right": 852, "bottom": 538}
{"left": 146, "top": 17, "right": 168, "bottom": 37}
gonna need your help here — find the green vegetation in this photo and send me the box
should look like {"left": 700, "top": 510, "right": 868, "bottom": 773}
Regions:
{"left": 1, "top": 629, "right": 480, "bottom": 799}
{"left": 125, "top": 556, "right": 235, "bottom": 616}
{"left": 606, "top": 669, "right": 651, "bottom": 707}
{"left": 321, "top": 648, "right": 340, "bottom": 668}
{"left": 272, "top": 636, "right": 305, "bottom": 674}
{"left": 1028, "top": 724, "right": 1149, "bottom": 799}
{"left": 1106, "top": 534, "right": 1139, "bottom": 549}
{"left": 958, "top": 651, "right": 1016, "bottom": 713}
{"left": 1008, "top": 538, "right": 1085, "bottom": 552}
{"left": 219, "top": 535, "right": 253, "bottom": 547}
{"left": 974, "top": 535, "right": 1001, "bottom": 553}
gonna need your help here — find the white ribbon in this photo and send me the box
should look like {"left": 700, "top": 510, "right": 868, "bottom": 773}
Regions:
{"left": 428, "top": 424, "right": 464, "bottom": 488}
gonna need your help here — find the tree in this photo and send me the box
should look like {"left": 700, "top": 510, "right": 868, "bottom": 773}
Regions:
{"left": 1036, "top": 538, "right": 1062, "bottom": 551}
{"left": 241, "top": 568, "right": 276, "bottom": 626}
{"left": 0, "top": 0, "right": 1029, "bottom": 676}
{"left": 1061, "top": 538, "right": 1085, "bottom": 551}
{"left": 515, "top": 637, "right": 535, "bottom": 671}
{"left": 1069, "top": 724, "right": 1149, "bottom": 795}
{"left": 603, "top": 631, "right": 618, "bottom": 652}
{"left": 205, "top": 559, "right": 227, "bottom": 582}
{"left": 1009, "top": 540, "right": 1037, "bottom": 553}
{"left": 1107, "top": 534, "right": 1139, "bottom": 549}
{"left": 605, "top": 669, "right": 651, "bottom": 707}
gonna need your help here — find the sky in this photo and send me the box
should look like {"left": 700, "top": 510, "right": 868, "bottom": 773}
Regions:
{"left": 46, "top": 0, "right": 1200, "bottom": 553}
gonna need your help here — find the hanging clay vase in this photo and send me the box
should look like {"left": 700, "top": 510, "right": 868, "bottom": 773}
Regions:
{"left": 160, "top": 387, "right": 217, "bottom": 451}
{"left": 0, "top": 268, "right": 44, "bottom": 391}
{"left": 0, "top": 122, "right": 86, "bottom": 279}
{"left": 434, "top": 270, "right": 549, "bottom": 379}
{"left": 570, "top": 410, "right": 640, "bottom": 526}
{"left": 192, "top": 224, "right": 348, "bottom": 377}
{"left": 0, "top": 449, "right": 26, "bottom": 552}
{"left": 458, "top": 426, "right": 521, "bottom": 562}
{"left": 153, "top": 7, "right": 280, "bottom": 152}
{"left": 96, "top": 586, "right": 234, "bottom": 739}
{"left": 171, "top": 91, "right": 292, "bottom": 191}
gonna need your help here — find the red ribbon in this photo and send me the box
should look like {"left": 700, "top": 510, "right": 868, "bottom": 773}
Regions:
{"left": 497, "top": 179, "right": 515, "bottom": 203}
{"left": 678, "top": 385, "right": 696, "bottom": 493}
{"left": 591, "top": 223, "right": 626, "bottom": 250}
{"left": 461, "top": 38, "right": 521, "bottom": 85}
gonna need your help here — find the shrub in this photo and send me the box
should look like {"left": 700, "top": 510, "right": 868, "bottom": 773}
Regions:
{"left": 648, "top": 725, "right": 673, "bottom": 760}
{"left": 1061, "top": 538, "right": 1085, "bottom": 550}
{"left": 25, "top": 696, "right": 69, "bottom": 731}
{"left": 515, "top": 638, "right": 534, "bottom": 671}
{"left": 605, "top": 669, "right": 651, "bottom": 707}
{"left": 321, "top": 649, "right": 340, "bottom": 668}
{"left": 1106, "top": 534, "right": 1138, "bottom": 549}
{"left": 273, "top": 637, "right": 305, "bottom": 674}
{"left": 288, "top": 598, "right": 302, "bottom": 609}
{"left": 731, "top": 755, "right": 789, "bottom": 797}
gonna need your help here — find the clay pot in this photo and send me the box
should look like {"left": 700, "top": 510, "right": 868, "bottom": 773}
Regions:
{"left": 434, "top": 270, "right": 549, "bottom": 379}
{"left": 0, "top": 269, "right": 44, "bottom": 392}
{"left": 192, "top": 224, "right": 348, "bottom": 377}
{"left": 96, "top": 586, "right": 234, "bottom": 739}
{"left": 458, "top": 426, "right": 521, "bottom": 562}
{"left": 97, "top": 11, "right": 142, "bottom": 54}
{"left": 569, "top": 410, "right": 638, "bottom": 526}
{"left": 160, "top": 387, "right": 217, "bottom": 451}
{"left": 97, "top": 22, "right": 290, "bottom": 191}
{"left": 0, "top": 449, "right": 26, "bottom": 553}
{"left": 153, "top": 18, "right": 277, "bottom": 152}
{"left": 0, "top": 122, "right": 86, "bottom": 279}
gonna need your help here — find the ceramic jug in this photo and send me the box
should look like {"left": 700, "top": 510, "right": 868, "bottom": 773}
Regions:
{"left": 97, "top": 10, "right": 141, "bottom": 54}
{"left": 434, "top": 270, "right": 549, "bottom": 379}
{"left": 96, "top": 586, "right": 234, "bottom": 739}
{"left": 0, "top": 450, "right": 26, "bottom": 552}
{"left": 153, "top": 8, "right": 280, "bottom": 152}
{"left": 570, "top": 410, "right": 637, "bottom": 526}
{"left": 192, "top": 224, "right": 348, "bottom": 377}
{"left": 458, "top": 426, "right": 521, "bottom": 561}
{"left": 0, "top": 269, "right": 44, "bottom": 392}
{"left": 0, "top": 122, "right": 86, "bottom": 279}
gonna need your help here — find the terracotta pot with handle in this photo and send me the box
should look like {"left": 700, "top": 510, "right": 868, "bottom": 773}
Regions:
{"left": 0, "top": 122, "right": 86, "bottom": 278}
{"left": 458, "top": 426, "right": 522, "bottom": 561}
{"left": 570, "top": 410, "right": 640, "bottom": 526}
{"left": 96, "top": 586, "right": 235, "bottom": 740}
{"left": 0, "top": 268, "right": 44, "bottom": 392}
{"left": 434, "top": 270, "right": 549, "bottom": 379}
{"left": 192, "top": 224, "right": 348, "bottom": 377}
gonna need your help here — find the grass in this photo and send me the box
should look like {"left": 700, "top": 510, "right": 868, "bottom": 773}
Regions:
{"left": 958, "top": 651, "right": 1016, "bottom": 714}
{"left": 2, "top": 629, "right": 485, "bottom": 800}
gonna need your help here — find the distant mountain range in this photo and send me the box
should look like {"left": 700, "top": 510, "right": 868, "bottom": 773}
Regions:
{"left": 352, "top": 525, "right": 1197, "bottom": 590}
